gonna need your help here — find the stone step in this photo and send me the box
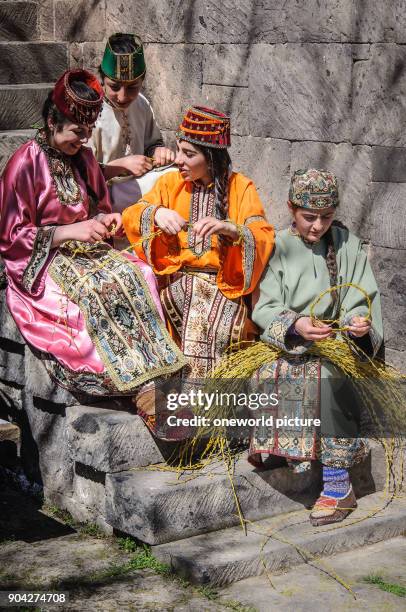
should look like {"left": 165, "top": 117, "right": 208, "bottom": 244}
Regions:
{"left": 0, "top": 286, "right": 26, "bottom": 385}
{"left": 66, "top": 404, "right": 174, "bottom": 473}
{"left": 154, "top": 491, "right": 406, "bottom": 586}
{"left": 0, "top": 43, "right": 68, "bottom": 85}
{"left": 0, "top": 419, "right": 20, "bottom": 444}
{"left": 105, "top": 443, "right": 386, "bottom": 545}
{"left": 0, "top": 1, "right": 40, "bottom": 42}
{"left": 0, "top": 84, "right": 52, "bottom": 130}
{"left": 45, "top": 405, "right": 177, "bottom": 532}
{"left": 0, "top": 129, "right": 35, "bottom": 174}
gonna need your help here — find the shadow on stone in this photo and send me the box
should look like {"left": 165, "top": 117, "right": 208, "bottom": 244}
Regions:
{"left": 0, "top": 484, "right": 74, "bottom": 544}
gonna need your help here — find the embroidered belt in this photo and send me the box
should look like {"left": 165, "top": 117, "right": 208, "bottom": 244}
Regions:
{"left": 182, "top": 266, "right": 218, "bottom": 275}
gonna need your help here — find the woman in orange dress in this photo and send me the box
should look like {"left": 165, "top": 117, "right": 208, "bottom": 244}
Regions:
{"left": 123, "top": 106, "right": 274, "bottom": 435}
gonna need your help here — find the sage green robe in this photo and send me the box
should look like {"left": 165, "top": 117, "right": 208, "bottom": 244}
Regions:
{"left": 250, "top": 225, "right": 383, "bottom": 467}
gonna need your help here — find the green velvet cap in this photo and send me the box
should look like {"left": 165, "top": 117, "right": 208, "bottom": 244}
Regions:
{"left": 101, "top": 33, "right": 146, "bottom": 82}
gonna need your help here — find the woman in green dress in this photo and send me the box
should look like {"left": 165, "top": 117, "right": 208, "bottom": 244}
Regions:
{"left": 250, "top": 168, "right": 383, "bottom": 526}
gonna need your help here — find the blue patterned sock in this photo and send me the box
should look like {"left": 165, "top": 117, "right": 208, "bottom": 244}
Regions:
{"left": 322, "top": 467, "right": 350, "bottom": 499}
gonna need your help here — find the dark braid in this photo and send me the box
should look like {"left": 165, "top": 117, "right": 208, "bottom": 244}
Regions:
{"left": 188, "top": 142, "right": 231, "bottom": 219}
{"left": 325, "top": 219, "right": 348, "bottom": 308}
{"left": 207, "top": 148, "right": 231, "bottom": 220}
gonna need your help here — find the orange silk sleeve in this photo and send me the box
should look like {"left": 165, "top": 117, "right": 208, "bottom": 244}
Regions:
{"left": 122, "top": 173, "right": 182, "bottom": 272}
{"left": 217, "top": 176, "right": 275, "bottom": 299}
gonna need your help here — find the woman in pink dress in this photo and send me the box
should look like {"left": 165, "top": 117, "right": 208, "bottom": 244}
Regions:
{"left": 0, "top": 69, "right": 185, "bottom": 396}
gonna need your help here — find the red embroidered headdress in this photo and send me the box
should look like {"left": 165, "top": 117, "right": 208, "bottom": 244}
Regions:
{"left": 177, "top": 106, "right": 231, "bottom": 149}
{"left": 52, "top": 69, "right": 104, "bottom": 126}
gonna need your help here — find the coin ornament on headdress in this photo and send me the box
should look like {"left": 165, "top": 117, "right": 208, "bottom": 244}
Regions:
{"left": 52, "top": 69, "right": 104, "bottom": 126}
{"left": 176, "top": 106, "right": 231, "bottom": 149}
{"left": 101, "top": 33, "right": 146, "bottom": 82}
{"left": 289, "top": 168, "right": 339, "bottom": 209}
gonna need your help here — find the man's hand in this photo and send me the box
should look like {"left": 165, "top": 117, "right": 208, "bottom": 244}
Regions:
{"left": 192, "top": 216, "right": 239, "bottom": 241}
{"left": 154, "top": 208, "right": 187, "bottom": 235}
{"left": 294, "top": 317, "right": 333, "bottom": 341}
{"left": 122, "top": 155, "right": 154, "bottom": 177}
{"left": 153, "top": 147, "right": 175, "bottom": 167}
{"left": 346, "top": 315, "right": 371, "bottom": 338}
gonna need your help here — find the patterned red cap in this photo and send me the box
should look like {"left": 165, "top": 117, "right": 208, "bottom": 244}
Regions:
{"left": 52, "top": 69, "right": 104, "bottom": 126}
{"left": 176, "top": 106, "right": 231, "bottom": 148}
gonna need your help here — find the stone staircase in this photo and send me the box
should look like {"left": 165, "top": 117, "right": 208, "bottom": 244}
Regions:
{"left": 0, "top": 1, "right": 69, "bottom": 173}
{"left": 154, "top": 491, "right": 406, "bottom": 586}
{"left": 1, "top": 280, "right": 406, "bottom": 585}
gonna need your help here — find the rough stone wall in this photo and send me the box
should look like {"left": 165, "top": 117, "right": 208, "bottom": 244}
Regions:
{"left": 0, "top": 0, "right": 405, "bottom": 367}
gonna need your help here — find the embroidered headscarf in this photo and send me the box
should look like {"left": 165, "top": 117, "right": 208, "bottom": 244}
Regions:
{"left": 176, "top": 106, "right": 231, "bottom": 149}
{"left": 289, "top": 169, "right": 339, "bottom": 209}
{"left": 52, "top": 69, "right": 104, "bottom": 126}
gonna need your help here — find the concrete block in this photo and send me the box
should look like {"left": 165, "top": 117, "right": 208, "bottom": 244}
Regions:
{"left": 106, "top": 443, "right": 387, "bottom": 545}
{"left": 370, "top": 246, "right": 406, "bottom": 354}
{"left": 161, "top": 130, "right": 177, "bottom": 150}
{"left": 106, "top": 457, "right": 320, "bottom": 544}
{"left": 229, "top": 136, "right": 291, "bottom": 228}
{"left": 0, "top": 1, "right": 39, "bottom": 42}
{"left": 254, "top": 0, "right": 353, "bottom": 43}
{"left": 384, "top": 348, "right": 406, "bottom": 373}
{"left": 154, "top": 491, "right": 406, "bottom": 586}
{"left": 0, "top": 346, "right": 25, "bottom": 387}
{"left": 352, "top": 44, "right": 406, "bottom": 146}
{"left": 203, "top": 44, "right": 250, "bottom": 86}
{"left": 69, "top": 42, "right": 83, "bottom": 70}
{"left": 190, "top": 0, "right": 260, "bottom": 44}
{"left": 0, "top": 380, "right": 23, "bottom": 415}
{"left": 55, "top": 0, "right": 106, "bottom": 42}
{"left": 76, "top": 42, "right": 105, "bottom": 74}
{"left": 71, "top": 464, "right": 107, "bottom": 523}
{"left": 111, "top": 1, "right": 406, "bottom": 46}
{"left": 37, "top": 0, "right": 54, "bottom": 41}
{"left": 24, "top": 345, "right": 78, "bottom": 405}
{"left": 142, "top": 44, "right": 202, "bottom": 130}
{"left": 106, "top": 0, "right": 187, "bottom": 43}
{"left": 371, "top": 146, "right": 406, "bottom": 182}
{"left": 362, "top": 183, "right": 406, "bottom": 249}
{"left": 106, "top": 0, "right": 256, "bottom": 44}
{"left": 0, "top": 84, "right": 51, "bottom": 130}
{"left": 352, "top": 43, "right": 371, "bottom": 61}
{"left": 0, "top": 130, "right": 35, "bottom": 174}
{"left": 201, "top": 85, "right": 249, "bottom": 136}
{"left": 249, "top": 44, "right": 352, "bottom": 142}
{"left": 0, "top": 288, "right": 25, "bottom": 346}
{"left": 291, "top": 141, "right": 371, "bottom": 233}
{"left": 22, "top": 392, "right": 75, "bottom": 495}
{"left": 0, "top": 43, "right": 68, "bottom": 85}
{"left": 352, "top": 0, "right": 406, "bottom": 43}
{"left": 66, "top": 405, "right": 168, "bottom": 472}
{"left": 43, "top": 488, "right": 113, "bottom": 533}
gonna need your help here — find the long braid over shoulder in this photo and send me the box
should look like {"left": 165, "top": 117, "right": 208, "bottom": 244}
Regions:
{"left": 201, "top": 146, "right": 232, "bottom": 220}
{"left": 325, "top": 219, "right": 348, "bottom": 306}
